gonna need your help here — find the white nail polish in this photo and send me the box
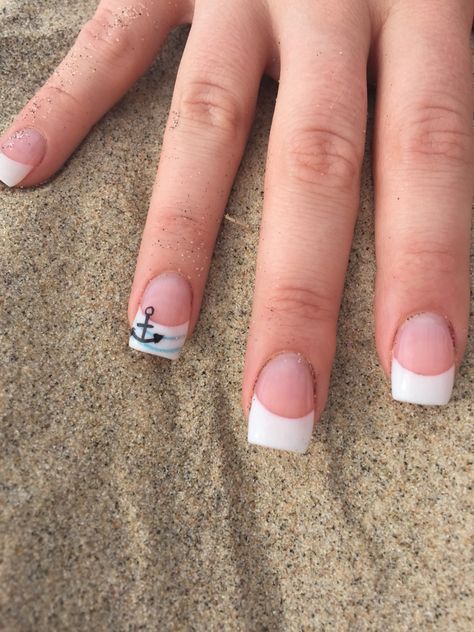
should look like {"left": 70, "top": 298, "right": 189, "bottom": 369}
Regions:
{"left": 247, "top": 395, "right": 314, "bottom": 454}
{"left": 391, "top": 358, "right": 455, "bottom": 406}
{"left": 129, "top": 307, "right": 188, "bottom": 361}
{"left": 0, "top": 153, "right": 33, "bottom": 187}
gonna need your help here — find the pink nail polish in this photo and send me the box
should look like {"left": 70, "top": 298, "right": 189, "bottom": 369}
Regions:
{"left": 392, "top": 313, "right": 455, "bottom": 405}
{"left": 248, "top": 352, "right": 315, "bottom": 453}
{"left": 129, "top": 272, "right": 192, "bottom": 360}
{"left": 0, "top": 129, "right": 46, "bottom": 187}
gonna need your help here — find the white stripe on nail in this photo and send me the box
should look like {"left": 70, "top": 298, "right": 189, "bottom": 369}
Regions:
{"left": 391, "top": 358, "right": 455, "bottom": 406}
{"left": 0, "top": 153, "right": 33, "bottom": 187}
{"left": 247, "top": 395, "right": 314, "bottom": 454}
{"left": 129, "top": 308, "right": 189, "bottom": 361}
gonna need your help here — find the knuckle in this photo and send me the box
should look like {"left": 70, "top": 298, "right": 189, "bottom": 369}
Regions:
{"left": 395, "top": 241, "right": 458, "bottom": 281}
{"left": 79, "top": 7, "right": 137, "bottom": 68}
{"left": 264, "top": 283, "right": 338, "bottom": 328}
{"left": 178, "top": 78, "right": 244, "bottom": 138}
{"left": 150, "top": 207, "right": 210, "bottom": 248}
{"left": 395, "top": 100, "right": 473, "bottom": 168}
{"left": 284, "top": 125, "right": 361, "bottom": 191}
{"left": 41, "top": 84, "right": 83, "bottom": 114}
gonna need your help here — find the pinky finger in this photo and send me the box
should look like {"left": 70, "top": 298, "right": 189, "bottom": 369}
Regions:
{"left": 0, "top": 0, "right": 187, "bottom": 187}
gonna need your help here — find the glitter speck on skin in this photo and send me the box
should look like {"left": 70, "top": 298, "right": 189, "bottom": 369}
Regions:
{"left": 170, "top": 111, "right": 180, "bottom": 129}
{"left": 10, "top": 129, "right": 30, "bottom": 142}
{"left": 108, "top": 3, "right": 151, "bottom": 30}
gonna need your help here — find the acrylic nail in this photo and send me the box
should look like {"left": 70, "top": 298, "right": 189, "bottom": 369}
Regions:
{"left": 391, "top": 312, "right": 455, "bottom": 405}
{"left": 129, "top": 272, "right": 192, "bottom": 361}
{"left": 0, "top": 128, "right": 47, "bottom": 187}
{"left": 248, "top": 352, "right": 315, "bottom": 454}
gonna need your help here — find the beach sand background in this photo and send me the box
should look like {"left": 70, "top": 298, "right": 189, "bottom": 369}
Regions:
{"left": 1, "top": 1, "right": 473, "bottom": 630}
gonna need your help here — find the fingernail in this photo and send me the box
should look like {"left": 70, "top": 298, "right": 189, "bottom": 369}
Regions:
{"left": 129, "top": 272, "right": 192, "bottom": 361}
{"left": 248, "top": 352, "right": 315, "bottom": 454}
{"left": 0, "top": 128, "right": 46, "bottom": 187}
{"left": 391, "top": 313, "right": 455, "bottom": 405}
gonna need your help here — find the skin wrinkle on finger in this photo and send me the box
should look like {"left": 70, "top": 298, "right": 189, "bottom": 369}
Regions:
{"left": 169, "top": 6, "right": 273, "bottom": 140}
{"left": 376, "top": 34, "right": 473, "bottom": 170}
{"left": 143, "top": 210, "right": 213, "bottom": 283}
{"left": 384, "top": 0, "right": 474, "bottom": 31}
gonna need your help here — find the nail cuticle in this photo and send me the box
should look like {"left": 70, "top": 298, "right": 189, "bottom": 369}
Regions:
{"left": 391, "top": 311, "right": 456, "bottom": 405}
{"left": 250, "top": 350, "right": 317, "bottom": 412}
{"left": 129, "top": 271, "right": 192, "bottom": 361}
{"left": 247, "top": 351, "right": 316, "bottom": 453}
{"left": 392, "top": 311, "right": 456, "bottom": 355}
{"left": 0, "top": 127, "right": 47, "bottom": 187}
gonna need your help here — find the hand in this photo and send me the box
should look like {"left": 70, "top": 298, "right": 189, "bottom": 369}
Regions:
{"left": 1, "top": 0, "right": 472, "bottom": 454}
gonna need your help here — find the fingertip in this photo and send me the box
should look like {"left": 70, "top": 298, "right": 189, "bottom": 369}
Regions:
{"left": 247, "top": 352, "right": 316, "bottom": 454}
{"left": 128, "top": 271, "right": 193, "bottom": 360}
{"left": 254, "top": 352, "right": 315, "bottom": 418}
{"left": 0, "top": 128, "right": 47, "bottom": 187}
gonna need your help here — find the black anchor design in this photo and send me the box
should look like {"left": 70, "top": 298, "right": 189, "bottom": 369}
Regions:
{"left": 130, "top": 306, "right": 164, "bottom": 344}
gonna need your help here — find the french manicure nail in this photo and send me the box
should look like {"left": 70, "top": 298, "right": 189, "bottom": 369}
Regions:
{"left": 0, "top": 129, "right": 46, "bottom": 187}
{"left": 129, "top": 272, "right": 192, "bottom": 361}
{"left": 391, "top": 313, "right": 455, "bottom": 405}
{"left": 248, "top": 352, "right": 315, "bottom": 454}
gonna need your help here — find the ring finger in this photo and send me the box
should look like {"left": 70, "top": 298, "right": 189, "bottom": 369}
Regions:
{"left": 128, "top": 0, "right": 270, "bottom": 358}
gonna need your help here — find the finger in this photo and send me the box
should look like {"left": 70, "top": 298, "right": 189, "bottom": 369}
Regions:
{"left": 244, "top": 3, "right": 370, "bottom": 453}
{"left": 127, "top": 1, "right": 270, "bottom": 359}
{"left": 0, "top": 0, "right": 186, "bottom": 187}
{"left": 373, "top": 0, "right": 474, "bottom": 405}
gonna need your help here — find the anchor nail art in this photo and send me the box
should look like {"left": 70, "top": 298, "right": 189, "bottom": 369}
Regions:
{"left": 0, "top": 129, "right": 46, "bottom": 187}
{"left": 391, "top": 313, "right": 455, "bottom": 406}
{"left": 248, "top": 353, "right": 315, "bottom": 454}
{"left": 129, "top": 272, "right": 192, "bottom": 361}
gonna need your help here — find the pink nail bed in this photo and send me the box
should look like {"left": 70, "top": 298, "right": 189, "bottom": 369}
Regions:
{"left": 0, "top": 128, "right": 46, "bottom": 187}
{"left": 248, "top": 352, "right": 315, "bottom": 454}
{"left": 392, "top": 313, "right": 455, "bottom": 405}
{"left": 129, "top": 272, "right": 192, "bottom": 361}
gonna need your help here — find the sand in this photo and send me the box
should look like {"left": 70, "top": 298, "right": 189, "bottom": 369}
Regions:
{"left": 1, "top": 1, "right": 473, "bottom": 630}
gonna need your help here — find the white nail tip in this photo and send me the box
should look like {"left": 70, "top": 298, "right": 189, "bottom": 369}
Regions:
{"left": 129, "top": 309, "right": 188, "bottom": 361}
{"left": 391, "top": 358, "right": 455, "bottom": 406}
{"left": 248, "top": 395, "right": 314, "bottom": 454}
{"left": 0, "top": 153, "right": 33, "bottom": 186}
